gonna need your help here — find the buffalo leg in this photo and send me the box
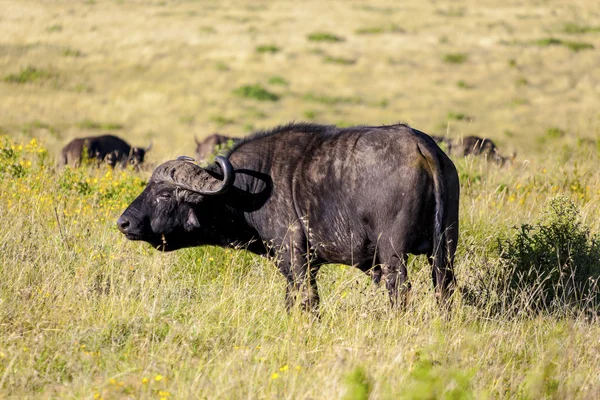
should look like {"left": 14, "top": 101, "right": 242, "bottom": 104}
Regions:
{"left": 427, "top": 252, "right": 456, "bottom": 305}
{"left": 276, "top": 227, "right": 319, "bottom": 313}
{"left": 381, "top": 253, "right": 410, "bottom": 309}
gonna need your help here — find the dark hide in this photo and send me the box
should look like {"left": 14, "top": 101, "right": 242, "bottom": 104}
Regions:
{"left": 119, "top": 123, "right": 460, "bottom": 311}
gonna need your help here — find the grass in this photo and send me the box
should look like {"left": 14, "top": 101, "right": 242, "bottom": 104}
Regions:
{"left": 323, "top": 55, "right": 356, "bottom": 65}
{"left": 4, "top": 66, "right": 54, "bottom": 84}
{"left": 443, "top": 53, "right": 468, "bottom": 64}
{"left": 2, "top": 137, "right": 600, "bottom": 398}
{"left": 302, "top": 92, "right": 362, "bottom": 105}
{"left": 355, "top": 24, "right": 404, "bottom": 34}
{"left": 268, "top": 76, "right": 288, "bottom": 86}
{"left": 77, "top": 120, "right": 124, "bottom": 130}
{"left": 563, "top": 23, "right": 600, "bottom": 34}
{"left": 233, "top": 84, "right": 279, "bottom": 102}
{"left": 447, "top": 112, "right": 473, "bottom": 121}
{"left": 2, "top": 0, "right": 600, "bottom": 397}
{"left": 256, "top": 45, "right": 280, "bottom": 54}
{"left": 307, "top": 32, "right": 345, "bottom": 42}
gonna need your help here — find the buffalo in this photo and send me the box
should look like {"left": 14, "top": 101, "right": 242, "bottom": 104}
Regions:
{"left": 118, "top": 123, "right": 459, "bottom": 311}
{"left": 61, "top": 134, "right": 152, "bottom": 168}
{"left": 432, "top": 135, "right": 514, "bottom": 165}
{"left": 194, "top": 133, "right": 240, "bottom": 164}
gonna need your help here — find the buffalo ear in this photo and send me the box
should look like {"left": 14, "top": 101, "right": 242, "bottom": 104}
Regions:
{"left": 185, "top": 208, "right": 201, "bottom": 230}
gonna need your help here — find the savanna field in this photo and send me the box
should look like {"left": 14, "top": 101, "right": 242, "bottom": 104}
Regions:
{"left": 2, "top": 1, "right": 600, "bottom": 398}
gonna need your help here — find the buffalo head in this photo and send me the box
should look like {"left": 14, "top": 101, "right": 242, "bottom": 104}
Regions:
{"left": 127, "top": 142, "right": 152, "bottom": 167}
{"left": 117, "top": 156, "right": 234, "bottom": 251}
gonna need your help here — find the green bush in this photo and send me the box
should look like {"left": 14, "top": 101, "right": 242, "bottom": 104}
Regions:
{"left": 497, "top": 195, "right": 600, "bottom": 313}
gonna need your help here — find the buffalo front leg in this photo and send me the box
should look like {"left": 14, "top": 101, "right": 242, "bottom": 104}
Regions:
{"left": 276, "top": 233, "right": 320, "bottom": 313}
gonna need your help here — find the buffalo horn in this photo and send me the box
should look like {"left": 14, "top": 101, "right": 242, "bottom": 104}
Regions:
{"left": 176, "top": 155, "right": 234, "bottom": 196}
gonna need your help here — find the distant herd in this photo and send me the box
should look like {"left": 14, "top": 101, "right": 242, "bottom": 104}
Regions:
{"left": 59, "top": 123, "right": 513, "bottom": 311}
{"left": 60, "top": 130, "right": 514, "bottom": 170}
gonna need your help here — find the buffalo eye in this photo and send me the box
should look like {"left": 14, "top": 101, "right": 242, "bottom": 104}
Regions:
{"left": 157, "top": 191, "right": 172, "bottom": 202}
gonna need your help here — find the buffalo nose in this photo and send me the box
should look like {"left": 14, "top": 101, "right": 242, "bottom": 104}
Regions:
{"left": 117, "top": 215, "right": 130, "bottom": 233}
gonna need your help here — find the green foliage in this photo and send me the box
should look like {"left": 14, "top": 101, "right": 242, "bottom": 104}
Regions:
{"left": 546, "top": 127, "right": 565, "bottom": 139}
{"left": 447, "top": 112, "right": 473, "bottom": 121}
{"left": 303, "top": 110, "right": 318, "bottom": 120}
{"left": 303, "top": 92, "right": 361, "bottom": 105}
{"left": 268, "top": 75, "right": 288, "bottom": 86}
{"left": 209, "top": 114, "right": 235, "bottom": 126}
{"left": 563, "top": 23, "right": 600, "bottom": 34}
{"left": 77, "top": 119, "right": 124, "bottom": 130}
{"left": 531, "top": 37, "right": 594, "bottom": 52}
{"left": 307, "top": 32, "right": 345, "bottom": 42}
{"left": 443, "top": 53, "right": 468, "bottom": 64}
{"left": 62, "top": 47, "right": 82, "bottom": 57}
{"left": 400, "top": 356, "right": 474, "bottom": 399}
{"left": 4, "top": 66, "right": 54, "bottom": 84}
{"left": 343, "top": 367, "right": 372, "bottom": 400}
{"left": 498, "top": 195, "right": 600, "bottom": 313}
{"left": 256, "top": 44, "right": 280, "bottom": 53}
{"left": 456, "top": 80, "right": 473, "bottom": 89}
{"left": 47, "top": 24, "right": 63, "bottom": 32}
{"left": 233, "top": 84, "right": 279, "bottom": 101}
{"left": 324, "top": 55, "right": 356, "bottom": 65}
{"left": 515, "top": 76, "right": 528, "bottom": 86}
{"left": 355, "top": 24, "right": 404, "bottom": 34}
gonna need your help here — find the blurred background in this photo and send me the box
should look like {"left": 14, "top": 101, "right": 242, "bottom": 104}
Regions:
{"left": 1, "top": 0, "right": 599, "bottom": 163}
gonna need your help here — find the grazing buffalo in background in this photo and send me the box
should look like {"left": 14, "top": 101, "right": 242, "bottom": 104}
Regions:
{"left": 61, "top": 134, "right": 152, "bottom": 168}
{"left": 118, "top": 123, "right": 460, "bottom": 311}
{"left": 432, "top": 135, "right": 515, "bottom": 165}
{"left": 194, "top": 133, "right": 240, "bottom": 163}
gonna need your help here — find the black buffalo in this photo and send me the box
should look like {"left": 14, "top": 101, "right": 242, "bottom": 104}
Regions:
{"left": 432, "top": 135, "right": 515, "bottom": 165}
{"left": 118, "top": 123, "right": 460, "bottom": 311}
{"left": 61, "top": 134, "right": 152, "bottom": 168}
{"left": 194, "top": 133, "right": 240, "bottom": 163}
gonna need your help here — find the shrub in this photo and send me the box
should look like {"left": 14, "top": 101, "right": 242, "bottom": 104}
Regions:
{"left": 233, "top": 84, "right": 279, "bottom": 101}
{"left": 497, "top": 195, "right": 600, "bottom": 314}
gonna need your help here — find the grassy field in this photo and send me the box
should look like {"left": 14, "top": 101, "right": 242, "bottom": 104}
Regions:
{"left": 2, "top": 0, "right": 600, "bottom": 398}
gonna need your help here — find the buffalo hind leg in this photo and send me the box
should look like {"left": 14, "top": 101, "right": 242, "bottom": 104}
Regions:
{"left": 428, "top": 253, "right": 456, "bottom": 306}
{"left": 381, "top": 253, "right": 410, "bottom": 309}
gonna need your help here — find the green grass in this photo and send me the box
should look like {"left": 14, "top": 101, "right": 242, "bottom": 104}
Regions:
{"left": 447, "top": 111, "right": 473, "bottom": 121}
{"left": 233, "top": 84, "right": 279, "bottom": 101}
{"left": 302, "top": 92, "right": 362, "bottom": 105}
{"left": 256, "top": 44, "right": 280, "bottom": 54}
{"left": 4, "top": 66, "right": 54, "bottom": 84}
{"left": 563, "top": 23, "right": 600, "bottom": 34}
{"left": 443, "top": 53, "right": 468, "bottom": 64}
{"left": 307, "top": 32, "right": 345, "bottom": 42}
{"left": 268, "top": 76, "right": 288, "bottom": 86}
{"left": 324, "top": 55, "right": 356, "bottom": 65}
{"left": 529, "top": 37, "right": 595, "bottom": 52}
{"left": 77, "top": 120, "right": 124, "bottom": 130}
{"left": 355, "top": 24, "right": 404, "bottom": 34}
